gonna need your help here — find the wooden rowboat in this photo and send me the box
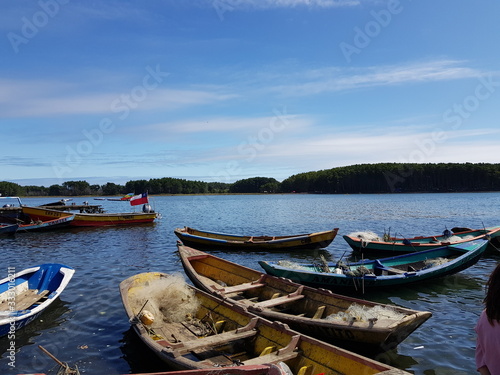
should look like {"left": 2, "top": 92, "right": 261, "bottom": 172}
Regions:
{"left": 177, "top": 243, "right": 431, "bottom": 352}
{"left": 0, "top": 264, "right": 75, "bottom": 337}
{"left": 22, "top": 206, "right": 158, "bottom": 227}
{"left": 174, "top": 226, "right": 338, "bottom": 251}
{"left": 120, "top": 271, "right": 410, "bottom": 375}
{"left": 259, "top": 240, "right": 489, "bottom": 293}
{"left": 343, "top": 226, "right": 500, "bottom": 254}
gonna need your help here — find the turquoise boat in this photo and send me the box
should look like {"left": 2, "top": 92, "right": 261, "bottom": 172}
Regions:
{"left": 259, "top": 240, "right": 489, "bottom": 292}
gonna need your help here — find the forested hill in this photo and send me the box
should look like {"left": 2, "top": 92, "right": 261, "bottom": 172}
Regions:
{"left": 2, "top": 163, "right": 500, "bottom": 196}
{"left": 280, "top": 163, "right": 500, "bottom": 194}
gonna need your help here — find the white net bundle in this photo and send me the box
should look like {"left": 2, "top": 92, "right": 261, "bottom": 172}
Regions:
{"left": 348, "top": 231, "right": 381, "bottom": 241}
{"left": 423, "top": 257, "right": 448, "bottom": 268}
{"left": 325, "top": 303, "right": 406, "bottom": 322}
{"left": 132, "top": 274, "right": 200, "bottom": 323}
{"left": 277, "top": 260, "right": 308, "bottom": 270}
{"left": 445, "top": 235, "right": 474, "bottom": 242}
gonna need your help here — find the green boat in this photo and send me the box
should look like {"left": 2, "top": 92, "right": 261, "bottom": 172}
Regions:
{"left": 259, "top": 240, "right": 489, "bottom": 292}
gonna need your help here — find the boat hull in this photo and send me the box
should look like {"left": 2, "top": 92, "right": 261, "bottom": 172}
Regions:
{"left": 177, "top": 243, "right": 431, "bottom": 352}
{"left": 174, "top": 227, "right": 338, "bottom": 251}
{"left": 18, "top": 215, "right": 75, "bottom": 232}
{"left": 22, "top": 206, "right": 157, "bottom": 227}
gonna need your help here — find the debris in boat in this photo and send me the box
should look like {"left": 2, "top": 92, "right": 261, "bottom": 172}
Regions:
{"left": 325, "top": 303, "right": 406, "bottom": 323}
{"left": 345, "top": 265, "right": 372, "bottom": 277}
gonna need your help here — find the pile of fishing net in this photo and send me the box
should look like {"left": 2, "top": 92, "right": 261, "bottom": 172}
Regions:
{"left": 325, "top": 303, "right": 405, "bottom": 323}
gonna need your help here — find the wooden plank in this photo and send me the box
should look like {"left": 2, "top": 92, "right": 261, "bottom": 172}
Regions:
{"left": 252, "top": 287, "right": 305, "bottom": 309}
{"left": 221, "top": 282, "right": 265, "bottom": 295}
{"left": 242, "top": 335, "right": 300, "bottom": 365}
{"left": 0, "top": 290, "right": 50, "bottom": 312}
{"left": 174, "top": 328, "right": 257, "bottom": 356}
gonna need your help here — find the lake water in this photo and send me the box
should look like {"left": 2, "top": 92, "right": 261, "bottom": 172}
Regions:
{"left": 2, "top": 192, "right": 500, "bottom": 374}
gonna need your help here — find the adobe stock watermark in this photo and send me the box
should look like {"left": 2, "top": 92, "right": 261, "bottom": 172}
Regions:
{"left": 7, "top": 266, "right": 17, "bottom": 368}
{"left": 52, "top": 65, "right": 169, "bottom": 179}
{"left": 211, "top": 106, "right": 292, "bottom": 183}
{"left": 7, "top": 0, "right": 69, "bottom": 54}
{"left": 339, "top": 0, "right": 404, "bottom": 63}
{"left": 384, "top": 73, "right": 500, "bottom": 192}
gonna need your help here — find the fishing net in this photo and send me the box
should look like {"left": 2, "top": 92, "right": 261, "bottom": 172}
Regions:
{"left": 325, "top": 303, "right": 405, "bottom": 322}
{"left": 423, "top": 257, "right": 448, "bottom": 268}
{"left": 348, "top": 231, "right": 381, "bottom": 241}
{"left": 446, "top": 235, "right": 474, "bottom": 242}
{"left": 277, "top": 260, "right": 307, "bottom": 270}
{"left": 132, "top": 274, "right": 200, "bottom": 323}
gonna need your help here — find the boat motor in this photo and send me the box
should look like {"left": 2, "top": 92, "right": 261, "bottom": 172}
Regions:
{"left": 142, "top": 204, "right": 154, "bottom": 213}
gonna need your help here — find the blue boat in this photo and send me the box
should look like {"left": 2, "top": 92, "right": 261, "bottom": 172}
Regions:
{"left": 0, "top": 264, "right": 75, "bottom": 336}
{"left": 259, "top": 240, "right": 489, "bottom": 293}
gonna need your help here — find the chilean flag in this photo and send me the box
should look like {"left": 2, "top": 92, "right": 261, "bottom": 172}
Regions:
{"left": 130, "top": 192, "right": 148, "bottom": 206}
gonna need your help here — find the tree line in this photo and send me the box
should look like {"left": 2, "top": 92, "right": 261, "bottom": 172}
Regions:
{"left": 2, "top": 163, "right": 500, "bottom": 197}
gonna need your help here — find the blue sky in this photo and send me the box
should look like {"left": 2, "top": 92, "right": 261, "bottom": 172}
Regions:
{"left": 2, "top": 0, "right": 500, "bottom": 186}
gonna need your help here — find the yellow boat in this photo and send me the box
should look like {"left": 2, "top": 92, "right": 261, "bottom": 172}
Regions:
{"left": 174, "top": 226, "right": 338, "bottom": 251}
{"left": 22, "top": 206, "right": 158, "bottom": 227}
{"left": 119, "top": 271, "right": 410, "bottom": 374}
{"left": 177, "top": 243, "right": 431, "bottom": 352}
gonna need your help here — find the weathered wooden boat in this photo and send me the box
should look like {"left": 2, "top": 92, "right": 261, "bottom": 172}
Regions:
{"left": 0, "top": 223, "right": 19, "bottom": 235}
{"left": 17, "top": 215, "right": 75, "bottom": 232}
{"left": 174, "top": 226, "right": 338, "bottom": 251}
{"left": 22, "top": 206, "right": 158, "bottom": 227}
{"left": 120, "top": 271, "right": 410, "bottom": 375}
{"left": 259, "top": 240, "right": 489, "bottom": 292}
{"left": 0, "top": 263, "right": 75, "bottom": 337}
{"left": 343, "top": 226, "right": 500, "bottom": 254}
{"left": 177, "top": 243, "right": 432, "bottom": 352}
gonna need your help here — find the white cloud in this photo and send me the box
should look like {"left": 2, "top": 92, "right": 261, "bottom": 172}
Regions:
{"left": 0, "top": 79, "right": 235, "bottom": 118}
{"left": 214, "top": 0, "right": 360, "bottom": 9}
{"left": 269, "top": 60, "right": 482, "bottom": 96}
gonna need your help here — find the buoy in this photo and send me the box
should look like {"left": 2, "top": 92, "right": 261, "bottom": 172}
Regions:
{"left": 140, "top": 310, "right": 155, "bottom": 325}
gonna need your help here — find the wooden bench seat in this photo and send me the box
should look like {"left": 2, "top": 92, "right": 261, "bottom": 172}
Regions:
{"left": 0, "top": 289, "right": 49, "bottom": 312}
{"left": 172, "top": 318, "right": 259, "bottom": 357}
{"left": 251, "top": 286, "right": 305, "bottom": 309}
{"left": 219, "top": 282, "right": 266, "bottom": 295}
{"left": 242, "top": 334, "right": 300, "bottom": 365}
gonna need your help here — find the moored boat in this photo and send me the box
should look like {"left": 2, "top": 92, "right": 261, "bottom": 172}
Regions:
{"left": 177, "top": 243, "right": 432, "bottom": 352}
{"left": 22, "top": 206, "right": 158, "bottom": 227}
{"left": 343, "top": 227, "right": 500, "bottom": 254}
{"left": 0, "top": 263, "right": 75, "bottom": 336}
{"left": 174, "top": 226, "right": 338, "bottom": 251}
{"left": 17, "top": 215, "right": 75, "bottom": 232}
{"left": 120, "top": 271, "right": 410, "bottom": 374}
{"left": 259, "top": 240, "right": 489, "bottom": 292}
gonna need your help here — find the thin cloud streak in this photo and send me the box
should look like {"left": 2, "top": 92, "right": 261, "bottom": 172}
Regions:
{"left": 269, "top": 60, "right": 482, "bottom": 96}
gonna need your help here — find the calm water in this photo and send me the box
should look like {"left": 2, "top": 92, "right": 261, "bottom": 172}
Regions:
{"left": 2, "top": 193, "right": 500, "bottom": 374}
